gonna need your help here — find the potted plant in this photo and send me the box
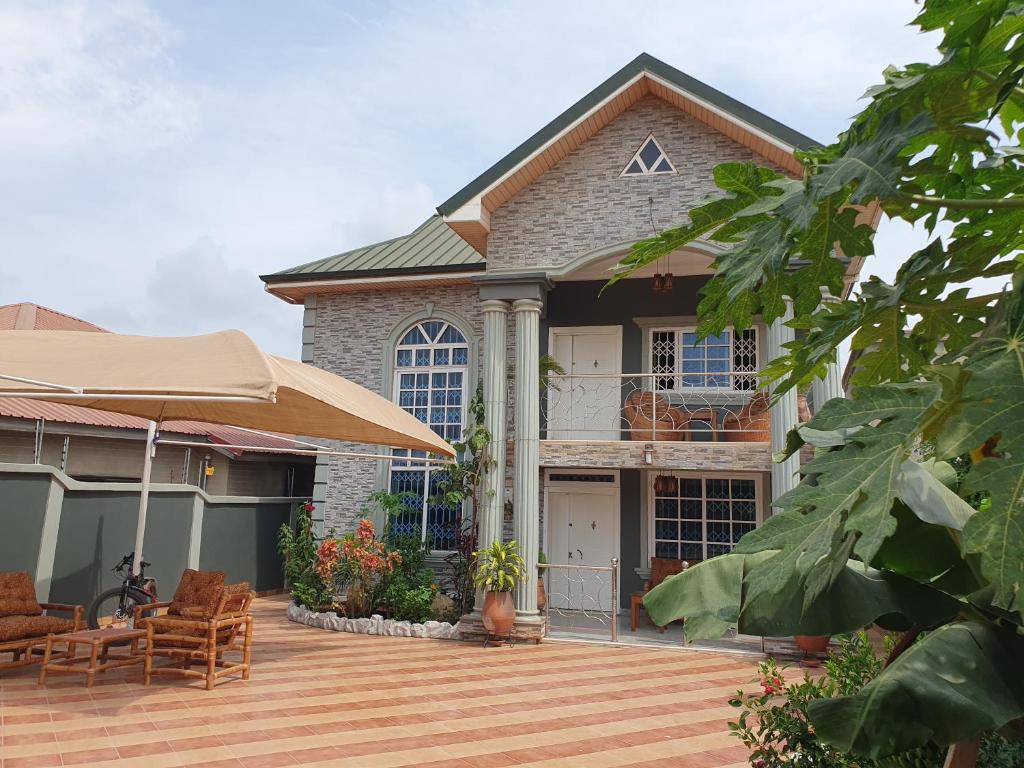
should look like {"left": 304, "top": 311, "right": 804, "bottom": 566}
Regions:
{"left": 795, "top": 634, "right": 831, "bottom": 657}
{"left": 472, "top": 539, "right": 524, "bottom": 641}
{"left": 537, "top": 550, "right": 547, "bottom": 611}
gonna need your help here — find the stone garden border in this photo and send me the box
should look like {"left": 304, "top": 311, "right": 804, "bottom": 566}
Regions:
{"left": 287, "top": 602, "right": 463, "bottom": 640}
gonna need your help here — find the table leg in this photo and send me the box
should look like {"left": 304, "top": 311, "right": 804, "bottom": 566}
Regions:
{"left": 630, "top": 596, "right": 639, "bottom": 632}
{"left": 86, "top": 641, "right": 100, "bottom": 688}
{"left": 38, "top": 635, "right": 54, "bottom": 685}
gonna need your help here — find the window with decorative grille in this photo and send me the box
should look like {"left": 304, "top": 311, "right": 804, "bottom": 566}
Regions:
{"left": 388, "top": 320, "right": 469, "bottom": 550}
{"left": 651, "top": 474, "right": 759, "bottom": 561}
{"left": 649, "top": 327, "right": 758, "bottom": 392}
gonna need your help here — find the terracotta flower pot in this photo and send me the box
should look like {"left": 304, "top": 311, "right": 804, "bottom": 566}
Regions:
{"left": 795, "top": 635, "right": 831, "bottom": 654}
{"left": 482, "top": 591, "right": 516, "bottom": 637}
{"left": 537, "top": 578, "right": 547, "bottom": 611}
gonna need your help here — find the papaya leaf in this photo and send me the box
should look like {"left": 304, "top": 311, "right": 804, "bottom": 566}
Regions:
{"left": 644, "top": 553, "right": 961, "bottom": 641}
{"left": 809, "top": 621, "right": 1024, "bottom": 757}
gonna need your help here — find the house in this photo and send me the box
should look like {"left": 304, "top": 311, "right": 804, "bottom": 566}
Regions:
{"left": 0, "top": 302, "right": 315, "bottom": 497}
{"left": 261, "top": 54, "right": 867, "bottom": 632}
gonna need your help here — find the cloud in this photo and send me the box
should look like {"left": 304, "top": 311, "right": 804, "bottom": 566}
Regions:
{"left": 0, "top": 0, "right": 199, "bottom": 154}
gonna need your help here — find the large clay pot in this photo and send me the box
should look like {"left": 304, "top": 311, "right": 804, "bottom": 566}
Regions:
{"left": 482, "top": 591, "right": 516, "bottom": 637}
{"left": 537, "top": 577, "right": 547, "bottom": 611}
{"left": 795, "top": 635, "right": 831, "bottom": 654}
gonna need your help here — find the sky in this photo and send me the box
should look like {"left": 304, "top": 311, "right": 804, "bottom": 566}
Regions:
{"left": 0, "top": 0, "right": 948, "bottom": 358}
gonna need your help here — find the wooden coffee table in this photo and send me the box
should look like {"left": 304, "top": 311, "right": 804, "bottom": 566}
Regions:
{"left": 38, "top": 628, "right": 146, "bottom": 687}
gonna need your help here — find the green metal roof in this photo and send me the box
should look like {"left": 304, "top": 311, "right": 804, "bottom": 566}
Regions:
{"left": 261, "top": 215, "right": 485, "bottom": 283}
{"left": 437, "top": 52, "right": 820, "bottom": 217}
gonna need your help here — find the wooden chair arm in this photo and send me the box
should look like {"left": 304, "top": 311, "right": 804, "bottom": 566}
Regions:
{"left": 134, "top": 600, "right": 173, "bottom": 623}
{"left": 40, "top": 602, "right": 82, "bottom": 613}
{"left": 41, "top": 603, "right": 84, "bottom": 630}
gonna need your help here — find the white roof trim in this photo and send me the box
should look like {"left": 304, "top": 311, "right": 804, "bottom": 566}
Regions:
{"left": 264, "top": 270, "right": 483, "bottom": 292}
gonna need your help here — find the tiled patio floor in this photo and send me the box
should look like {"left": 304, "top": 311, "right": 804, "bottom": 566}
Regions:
{"left": 1, "top": 595, "right": 759, "bottom": 767}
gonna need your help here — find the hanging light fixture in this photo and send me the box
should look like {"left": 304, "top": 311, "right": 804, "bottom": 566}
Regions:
{"left": 662, "top": 253, "right": 673, "bottom": 292}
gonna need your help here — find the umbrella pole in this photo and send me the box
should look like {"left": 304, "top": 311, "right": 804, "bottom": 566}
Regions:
{"left": 131, "top": 420, "right": 157, "bottom": 578}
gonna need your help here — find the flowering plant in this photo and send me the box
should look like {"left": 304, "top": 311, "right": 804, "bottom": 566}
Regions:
{"left": 328, "top": 518, "right": 402, "bottom": 618}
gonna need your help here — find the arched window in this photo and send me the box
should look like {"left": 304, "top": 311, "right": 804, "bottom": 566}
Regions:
{"left": 388, "top": 319, "right": 469, "bottom": 550}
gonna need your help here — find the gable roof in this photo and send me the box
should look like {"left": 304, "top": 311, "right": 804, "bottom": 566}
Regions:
{"left": 439, "top": 52, "right": 820, "bottom": 254}
{"left": 260, "top": 215, "right": 485, "bottom": 303}
{"left": 0, "top": 302, "right": 107, "bottom": 332}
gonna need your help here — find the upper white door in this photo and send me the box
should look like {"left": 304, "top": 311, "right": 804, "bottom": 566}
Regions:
{"left": 547, "top": 487, "right": 618, "bottom": 612}
{"left": 547, "top": 327, "right": 621, "bottom": 440}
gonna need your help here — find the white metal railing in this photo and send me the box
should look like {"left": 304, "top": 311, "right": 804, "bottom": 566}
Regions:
{"left": 541, "top": 371, "right": 769, "bottom": 442}
{"left": 540, "top": 559, "right": 619, "bottom": 643}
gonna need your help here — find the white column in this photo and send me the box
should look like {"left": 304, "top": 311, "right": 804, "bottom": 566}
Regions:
{"left": 811, "top": 361, "right": 844, "bottom": 414}
{"left": 512, "top": 298, "right": 542, "bottom": 620}
{"left": 766, "top": 301, "right": 799, "bottom": 509}
{"left": 810, "top": 293, "right": 845, "bottom": 414}
{"left": 476, "top": 299, "right": 509, "bottom": 612}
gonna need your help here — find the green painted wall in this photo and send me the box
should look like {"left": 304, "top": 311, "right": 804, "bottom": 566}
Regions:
{"left": 49, "top": 491, "right": 192, "bottom": 607}
{"left": 199, "top": 502, "right": 289, "bottom": 591}
{"left": 0, "top": 474, "right": 52, "bottom": 574}
{"left": 618, "top": 469, "right": 645, "bottom": 608}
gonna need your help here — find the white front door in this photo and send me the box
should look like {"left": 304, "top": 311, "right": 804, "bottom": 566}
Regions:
{"left": 547, "top": 485, "right": 618, "bottom": 612}
{"left": 547, "top": 327, "right": 621, "bottom": 440}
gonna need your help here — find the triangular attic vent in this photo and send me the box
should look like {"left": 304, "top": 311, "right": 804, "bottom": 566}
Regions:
{"left": 621, "top": 134, "right": 675, "bottom": 176}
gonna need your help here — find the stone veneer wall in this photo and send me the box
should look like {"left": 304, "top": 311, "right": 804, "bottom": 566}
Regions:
{"left": 487, "top": 96, "right": 786, "bottom": 271}
{"left": 312, "top": 285, "right": 484, "bottom": 533}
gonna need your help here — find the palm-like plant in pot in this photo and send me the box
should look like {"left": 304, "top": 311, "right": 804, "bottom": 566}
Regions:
{"left": 471, "top": 539, "right": 524, "bottom": 640}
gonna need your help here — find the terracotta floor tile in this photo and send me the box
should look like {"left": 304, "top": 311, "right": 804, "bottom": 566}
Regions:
{"left": 117, "top": 740, "right": 176, "bottom": 758}
{"left": 238, "top": 753, "right": 299, "bottom": 767}
{"left": 2, "top": 755, "right": 63, "bottom": 768}
{"left": 60, "top": 747, "right": 121, "bottom": 765}
{"left": 168, "top": 734, "right": 225, "bottom": 751}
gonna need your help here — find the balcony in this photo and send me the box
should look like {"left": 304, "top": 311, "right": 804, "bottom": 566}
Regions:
{"left": 539, "top": 371, "right": 775, "bottom": 471}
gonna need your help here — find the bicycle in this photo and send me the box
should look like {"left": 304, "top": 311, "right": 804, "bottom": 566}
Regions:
{"left": 87, "top": 552, "right": 159, "bottom": 629}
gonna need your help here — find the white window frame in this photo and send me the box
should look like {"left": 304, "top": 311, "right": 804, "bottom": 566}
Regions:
{"left": 647, "top": 471, "right": 764, "bottom": 562}
{"left": 389, "top": 320, "right": 470, "bottom": 551}
{"left": 620, "top": 133, "right": 676, "bottom": 177}
{"left": 647, "top": 325, "right": 759, "bottom": 394}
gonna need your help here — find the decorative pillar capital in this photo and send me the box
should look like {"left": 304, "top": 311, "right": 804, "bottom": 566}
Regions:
{"left": 511, "top": 298, "right": 544, "bottom": 314}
{"left": 480, "top": 299, "right": 510, "bottom": 315}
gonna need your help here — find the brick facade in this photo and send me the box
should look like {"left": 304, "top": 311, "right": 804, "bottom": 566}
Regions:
{"left": 310, "top": 95, "right": 786, "bottom": 535}
{"left": 488, "top": 97, "right": 783, "bottom": 271}
{"left": 311, "top": 285, "right": 483, "bottom": 532}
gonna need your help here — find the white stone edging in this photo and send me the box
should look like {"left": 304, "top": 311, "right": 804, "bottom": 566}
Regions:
{"left": 286, "top": 602, "right": 463, "bottom": 640}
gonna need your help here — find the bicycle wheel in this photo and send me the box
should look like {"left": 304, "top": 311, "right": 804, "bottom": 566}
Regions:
{"left": 88, "top": 585, "right": 155, "bottom": 630}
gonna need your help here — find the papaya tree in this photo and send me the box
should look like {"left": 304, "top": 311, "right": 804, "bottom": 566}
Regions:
{"left": 609, "top": 0, "right": 1024, "bottom": 761}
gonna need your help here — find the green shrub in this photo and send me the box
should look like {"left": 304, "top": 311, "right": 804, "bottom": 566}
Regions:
{"left": 729, "top": 633, "right": 945, "bottom": 768}
{"left": 379, "top": 534, "right": 439, "bottom": 623}
{"left": 277, "top": 500, "right": 332, "bottom": 611}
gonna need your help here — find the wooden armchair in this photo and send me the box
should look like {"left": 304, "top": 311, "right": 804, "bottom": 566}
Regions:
{"left": 142, "top": 582, "right": 254, "bottom": 690}
{"left": 0, "top": 572, "right": 83, "bottom": 671}
{"left": 630, "top": 557, "right": 692, "bottom": 632}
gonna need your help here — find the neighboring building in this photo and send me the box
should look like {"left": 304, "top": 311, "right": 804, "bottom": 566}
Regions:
{"left": 0, "top": 303, "right": 314, "bottom": 497}
{"left": 261, "top": 54, "right": 865, "bottom": 622}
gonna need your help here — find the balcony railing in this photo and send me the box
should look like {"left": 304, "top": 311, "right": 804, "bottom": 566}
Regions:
{"left": 541, "top": 371, "right": 770, "bottom": 442}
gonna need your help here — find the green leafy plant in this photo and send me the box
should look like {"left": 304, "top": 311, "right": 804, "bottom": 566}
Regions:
{"left": 277, "top": 500, "right": 333, "bottom": 610}
{"left": 472, "top": 539, "right": 525, "bottom": 593}
{"left": 379, "top": 534, "right": 440, "bottom": 623}
{"left": 364, "top": 489, "right": 422, "bottom": 540}
{"left": 436, "top": 383, "right": 494, "bottom": 616}
{"left": 620, "top": 1, "right": 1024, "bottom": 762}
{"left": 730, "top": 634, "right": 944, "bottom": 768}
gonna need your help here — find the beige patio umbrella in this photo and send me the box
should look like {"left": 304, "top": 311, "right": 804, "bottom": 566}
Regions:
{"left": 0, "top": 329, "right": 455, "bottom": 575}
